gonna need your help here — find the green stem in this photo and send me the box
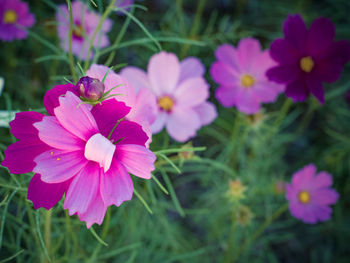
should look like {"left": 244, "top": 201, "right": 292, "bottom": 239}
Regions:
{"left": 66, "top": 0, "right": 77, "bottom": 82}
{"left": 180, "top": 0, "right": 206, "bottom": 58}
{"left": 224, "top": 111, "right": 241, "bottom": 166}
{"left": 83, "top": 0, "right": 117, "bottom": 72}
{"left": 223, "top": 213, "right": 237, "bottom": 263}
{"left": 267, "top": 99, "right": 293, "bottom": 141}
{"left": 43, "top": 210, "right": 52, "bottom": 263}
{"left": 231, "top": 203, "right": 289, "bottom": 262}
{"left": 105, "top": 7, "right": 134, "bottom": 66}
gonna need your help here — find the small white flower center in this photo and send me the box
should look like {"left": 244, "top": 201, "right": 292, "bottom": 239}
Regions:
{"left": 84, "top": 133, "right": 116, "bottom": 172}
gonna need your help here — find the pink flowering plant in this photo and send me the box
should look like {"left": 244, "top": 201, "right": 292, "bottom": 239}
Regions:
{"left": 0, "top": 1, "right": 349, "bottom": 262}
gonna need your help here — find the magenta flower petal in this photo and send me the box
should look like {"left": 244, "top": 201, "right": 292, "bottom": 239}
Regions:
{"left": 100, "top": 161, "right": 133, "bottom": 206}
{"left": 166, "top": 107, "right": 201, "bottom": 142}
{"left": 116, "top": 144, "right": 156, "bottom": 179}
{"left": 43, "top": 84, "right": 77, "bottom": 116}
{"left": 91, "top": 99, "right": 131, "bottom": 138}
{"left": 178, "top": 57, "right": 205, "bottom": 84}
{"left": 193, "top": 102, "right": 218, "bottom": 126}
{"left": 78, "top": 191, "right": 107, "bottom": 228}
{"left": 210, "top": 61, "right": 239, "bottom": 86}
{"left": 306, "top": 77, "right": 325, "bottom": 104}
{"left": 286, "top": 163, "right": 339, "bottom": 224}
{"left": 1, "top": 112, "right": 50, "bottom": 174}
{"left": 235, "top": 89, "right": 261, "bottom": 114}
{"left": 27, "top": 174, "right": 71, "bottom": 210}
{"left": 34, "top": 116, "right": 85, "bottom": 151}
{"left": 285, "top": 77, "right": 309, "bottom": 102}
{"left": 147, "top": 51, "right": 180, "bottom": 96}
{"left": 119, "top": 66, "right": 151, "bottom": 93}
{"left": 110, "top": 120, "right": 148, "bottom": 146}
{"left": 270, "top": 38, "right": 300, "bottom": 65}
{"left": 306, "top": 17, "right": 335, "bottom": 57}
{"left": 33, "top": 150, "right": 88, "bottom": 183}
{"left": 215, "top": 86, "right": 240, "bottom": 107}
{"left": 236, "top": 38, "right": 262, "bottom": 70}
{"left": 54, "top": 91, "right": 99, "bottom": 141}
{"left": 64, "top": 162, "right": 100, "bottom": 215}
{"left": 283, "top": 14, "right": 307, "bottom": 50}
{"left": 174, "top": 77, "right": 209, "bottom": 107}
{"left": 215, "top": 44, "right": 240, "bottom": 71}
{"left": 266, "top": 66, "right": 300, "bottom": 84}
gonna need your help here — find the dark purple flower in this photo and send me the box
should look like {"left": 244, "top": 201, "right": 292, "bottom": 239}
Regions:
{"left": 77, "top": 76, "right": 105, "bottom": 101}
{"left": 267, "top": 14, "right": 350, "bottom": 103}
{"left": 0, "top": 0, "right": 35, "bottom": 41}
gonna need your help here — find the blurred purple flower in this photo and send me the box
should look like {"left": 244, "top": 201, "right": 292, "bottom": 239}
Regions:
{"left": 120, "top": 51, "right": 217, "bottom": 142}
{"left": 56, "top": 1, "right": 112, "bottom": 60}
{"left": 267, "top": 14, "right": 350, "bottom": 104}
{"left": 115, "top": 0, "right": 134, "bottom": 14}
{"left": 0, "top": 0, "right": 35, "bottom": 41}
{"left": 286, "top": 164, "right": 339, "bottom": 224}
{"left": 210, "top": 38, "right": 284, "bottom": 115}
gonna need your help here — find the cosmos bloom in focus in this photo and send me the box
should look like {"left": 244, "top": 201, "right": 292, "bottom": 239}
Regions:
{"left": 210, "top": 38, "right": 284, "bottom": 115}
{"left": 0, "top": 0, "right": 35, "bottom": 42}
{"left": 86, "top": 64, "right": 157, "bottom": 147}
{"left": 267, "top": 14, "right": 350, "bottom": 103}
{"left": 286, "top": 164, "right": 339, "bottom": 224}
{"left": 120, "top": 51, "right": 217, "bottom": 142}
{"left": 56, "top": 1, "right": 112, "bottom": 60}
{"left": 2, "top": 83, "right": 156, "bottom": 228}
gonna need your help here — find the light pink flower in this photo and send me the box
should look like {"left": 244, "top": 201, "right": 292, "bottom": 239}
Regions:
{"left": 210, "top": 38, "right": 285, "bottom": 114}
{"left": 2, "top": 85, "right": 156, "bottom": 228}
{"left": 86, "top": 64, "right": 157, "bottom": 147}
{"left": 120, "top": 51, "right": 217, "bottom": 142}
{"left": 56, "top": 1, "right": 112, "bottom": 60}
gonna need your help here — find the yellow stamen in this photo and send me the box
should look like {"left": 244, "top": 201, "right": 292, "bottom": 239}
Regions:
{"left": 50, "top": 151, "right": 54, "bottom": 155}
{"left": 158, "top": 96, "right": 174, "bottom": 112}
{"left": 73, "top": 25, "right": 84, "bottom": 38}
{"left": 300, "top": 56, "right": 314, "bottom": 73}
{"left": 3, "top": 10, "right": 17, "bottom": 24}
{"left": 298, "top": 190, "right": 311, "bottom": 204}
{"left": 56, "top": 157, "right": 61, "bottom": 161}
{"left": 241, "top": 74, "right": 255, "bottom": 88}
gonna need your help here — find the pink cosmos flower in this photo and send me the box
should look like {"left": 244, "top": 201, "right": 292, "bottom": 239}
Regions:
{"left": 286, "top": 164, "right": 339, "bottom": 224}
{"left": 120, "top": 51, "right": 217, "bottom": 142}
{"left": 210, "top": 38, "right": 285, "bottom": 114}
{"left": 2, "top": 84, "right": 156, "bottom": 228}
{"left": 56, "top": 1, "right": 112, "bottom": 60}
{"left": 267, "top": 15, "right": 350, "bottom": 103}
{"left": 0, "top": 0, "right": 35, "bottom": 42}
{"left": 86, "top": 64, "right": 157, "bottom": 147}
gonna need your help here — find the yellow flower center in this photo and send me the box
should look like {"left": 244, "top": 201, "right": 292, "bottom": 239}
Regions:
{"left": 300, "top": 56, "right": 314, "bottom": 73}
{"left": 3, "top": 10, "right": 17, "bottom": 24}
{"left": 158, "top": 96, "right": 174, "bottom": 112}
{"left": 73, "top": 24, "right": 84, "bottom": 38}
{"left": 298, "top": 190, "right": 311, "bottom": 204}
{"left": 241, "top": 74, "right": 255, "bottom": 88}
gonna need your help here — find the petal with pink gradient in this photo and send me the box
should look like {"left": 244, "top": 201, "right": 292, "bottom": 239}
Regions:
{"left": 119, "top": 66, "right": 151, "bottom": 93}
{"left": 235, "top": 89, "right": 261, "bottom": 115}
{"left": 150, "top": 111, "right": 167, "bottom": 134}
{"left": 215, "top": 86, "right": 242, "bottom": 108}
{"left": 236, "top": 38, "right": 262, "bottom": 71}
{"left": 78, "top": 190, "right": 107, "bottom": 228}
{"left": 174, "top": 77, "right": 209, "bottom": 107}
{"left": 91, "top": 99, "right": 130, "bottom": 138}
{"left": 193, "top": 102, "right": 217, "bottom": 126}
{"left": 54, "top": 92, "right": 99, "bottom": 141}
{"left": 109, "top": 120, "right": 148, "bottom": 146}
{"left": 27, "top": 174, "right": 71, "bottom": 210}
{"left": 215, "top": 44, "right": 241, "bottom": 72}
{"left": 166, "top": 107, "right": 201, "bottom": 142}
{"left": 129, "top": 88, "right": 157, "bottom": 125}
{"left": 34, "top": 116, "right": 85, "bottom": 151}
{"left": 43, "top": 84, "right": 78, "bottom": 116}
{"left": 210, "top": 61, "right": 240, "bottom": 86}
{"left": 178, "top": 57, "right": 205, "bottom": 84}
{"left": 115, "top": 144, "right": 156, "bottom": 179}
{"left": 100, "top": 160, "right": 133, "bottom": 206}
{"left": 148, "top": 51, "right": 180, "bottom": 95}
{"left": 64, "top": 162, "right": 100, "bottom": 215}
{"left": 34, "top": 149, "right": 88, "bottom": 183}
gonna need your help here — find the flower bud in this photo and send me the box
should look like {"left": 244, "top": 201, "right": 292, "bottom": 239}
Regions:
{"left": 77, "top": 76, "right": 105, "bottom": 101}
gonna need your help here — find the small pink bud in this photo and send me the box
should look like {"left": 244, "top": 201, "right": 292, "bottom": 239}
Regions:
{"left": 77, "top": 76, "right": 105, "bottom": 101}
